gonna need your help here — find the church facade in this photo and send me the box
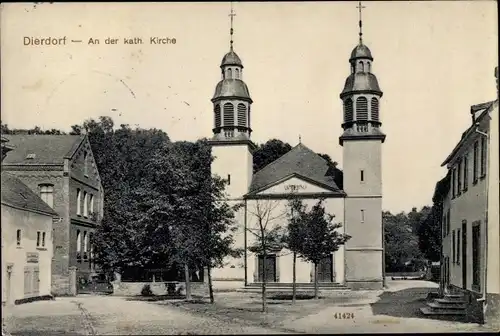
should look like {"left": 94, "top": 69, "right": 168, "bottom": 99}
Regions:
{"left": 209, "top": 21, "right": 386, "bottom": 290}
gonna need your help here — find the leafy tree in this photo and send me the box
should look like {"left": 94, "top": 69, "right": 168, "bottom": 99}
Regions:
{"left": 247, "top": 199, "right": 287, "bottom": 312}
{"left": 136, "top": 139, "right": 241, "bottom": 302}
{"left": 88, "top": 117, "right": 171, "bottom": 275}
{"left": 284, "top": 198, "right": 307, "bottom": 304}
{"left": 384, "top": 211, "right": 422, "bottom": 272}
{"left": 253, "top": 139, "right": 292, "bottom": 173}
{"left": 293, "top": 199, "right": 350, "bottom": 299}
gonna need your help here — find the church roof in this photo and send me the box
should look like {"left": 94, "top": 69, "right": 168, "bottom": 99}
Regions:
{"left": 340, "top": 72, "right": 382, "bottom": 97}
{"left": 1, "top": 172, "right": 59, "bottom": 216}
{"left": 350, "top": 43, "right": 373, "bottom": 61}
{"left": 248, "top": 143, "right": 344, "bottom": 195}
{"left": 212, "top": 79, "right": 252, "bottom": 101}
{"left": 221, "top": 50, "right": 243, "bottom": 67}
{"left": 2, "top": 134, "right": 85, "bottom": 165}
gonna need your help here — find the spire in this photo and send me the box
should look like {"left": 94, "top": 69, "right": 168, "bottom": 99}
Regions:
{"left": 229, "top": 1, "right": 236, "bottom": 51}
{"left": 356, "top": 1, "right": 366, "bottom": 44}
{"left": 299, "top": 134, "right": 302, "bottom": 144}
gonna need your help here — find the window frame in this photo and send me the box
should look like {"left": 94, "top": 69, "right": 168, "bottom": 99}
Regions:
{"left": 480, "top": 136, "right": 487, "bottom": 178}
{"left": 16, "top": 229, "right": 22, "bottom": 246}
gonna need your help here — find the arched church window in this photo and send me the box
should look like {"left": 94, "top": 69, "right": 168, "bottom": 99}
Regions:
{"left": 214, "top": 104, "right": 221, "bottom": 128}
{"left": 371, "top": 98, "right": 379, "bottom": 121}
{"left": 344, "top": 98, "right": 354, "bottom": 122}
{"left": 367, "top": 62, "right": 371, "bottom": 72}
{"left": 359, "top": 61, "right": 364, "bottom": 72}
{"left": 235, "top": 68, "right": 240, "bottom": 79}
{"left": 356, "top": 97, "right": 368, "bottom": 121}
{"left": 227, "top": 68, "right": 232, "bottom": 79}
{"left": 237, "top": 103, "right": 247, "bottom": 126}
{"left": 223, "top": 103, "right": 235, "bottom": 126}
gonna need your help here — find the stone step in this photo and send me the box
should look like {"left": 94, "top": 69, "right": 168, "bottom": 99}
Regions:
{"left": 427, "top": 301, "right": 467, "bottom": 310}
{"left": 237, "top": 287, "right": 349, "bottom": 293}
{"left": 420, "top": 307, "right": 466, "bottom": 316}
{"left": 246, "top": 282, "right": 346, "bottom": 288}
{"left": 444, "top": 293, "right": 464, "bottom": 299}
{"left": 435, "top": 298, "right": 467, "bottom": 305}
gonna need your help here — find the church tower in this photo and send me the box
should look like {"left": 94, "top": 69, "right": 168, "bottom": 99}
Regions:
{"left": 340, "top": 2, "right": 386, "bottom": 290}
{"left": 209, "top": 4, "right": 255, "bottom": 200}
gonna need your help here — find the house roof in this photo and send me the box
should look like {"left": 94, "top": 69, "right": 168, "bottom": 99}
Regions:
{"left": 2, "top": 134, "right": 85, "bottom": 165}
{"left": 441, "top": 100, "right": 497, "bottom": 167}
{"left": 1, "top": 172, "right": 58, "bottom": 216}
{"left": 247, "top": 143, "right": 344, "bottom": 195}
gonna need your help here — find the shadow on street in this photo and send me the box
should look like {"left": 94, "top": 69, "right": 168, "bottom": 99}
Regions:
{"left": 370, "top": 286, "right": 465, "bottom": 322}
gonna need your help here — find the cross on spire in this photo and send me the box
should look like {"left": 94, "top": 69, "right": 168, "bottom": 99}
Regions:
{"left": 356, "top": 1, "right": 366, "bottom": 44}
{"left": 299, "top": 134, "right": 302, "bottom": 144}
{"left": 229, "top": 2, "right": 236, "bottom": 50}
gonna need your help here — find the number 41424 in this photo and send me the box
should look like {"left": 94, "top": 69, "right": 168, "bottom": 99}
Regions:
{"left": 334, "top": 312, "right": 355, "bottom": 319}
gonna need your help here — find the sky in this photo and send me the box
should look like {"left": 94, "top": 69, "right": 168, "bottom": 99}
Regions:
{"left": 1, "top": 1, "right": 498, "bottom": 213}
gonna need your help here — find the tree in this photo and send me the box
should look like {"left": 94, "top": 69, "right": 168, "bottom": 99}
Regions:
{"left": 285, "top": 198, "right": 307, "bottom": 304}
{"left": 136, "top": 139, "right": 241, "bottom": 302}
{"left": 384, "top": 211, "right": 422, "bottom": 272}
{"left": 90, "top": 118, "right": 171, "bottom": 275}
{"left": 253, "top": 139, "right": 292, "bottom": 173}
{"left": 293, "top": 199, "right": 351, "bottom": 299}
{"left": 247, "top": 199, "right": 287, "bottom": 312}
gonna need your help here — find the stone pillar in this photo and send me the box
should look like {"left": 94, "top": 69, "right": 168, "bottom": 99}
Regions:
{"left": 69, "top": 267, "right": 78, "bottom": 296}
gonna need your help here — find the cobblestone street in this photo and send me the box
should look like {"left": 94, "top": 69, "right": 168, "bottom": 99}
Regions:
{"left": 2, "top": 280, "right": 497, "bottom": 335}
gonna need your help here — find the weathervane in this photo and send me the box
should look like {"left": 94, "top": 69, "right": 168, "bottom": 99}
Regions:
{"left": 356, "top": 1, "right": 366, "bottom": 43}
{"left": 229, "top": 1, "right": 236, "bottom": 50}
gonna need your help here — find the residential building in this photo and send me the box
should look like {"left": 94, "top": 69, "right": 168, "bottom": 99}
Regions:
{"left": 2, "top": 138, "right": 58, "bottom": 305}
{"left": 427, "top": 67, "right": 499, "bottom": 325}
{"left": 2, "top": 135, "right": 104, "bottom": 295}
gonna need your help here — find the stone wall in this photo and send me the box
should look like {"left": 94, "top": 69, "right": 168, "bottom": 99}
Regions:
{"left": 112, "top": 281, "right": 209, "bottom": 298}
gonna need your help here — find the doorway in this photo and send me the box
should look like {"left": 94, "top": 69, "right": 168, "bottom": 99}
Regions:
{"left": 317, "top": 255, "right": 334, "bottom": 282}
{"left": 5, "top": 264, "right": 13, "bottom": 305}
{"left": 258, "top": 254, "right": 276, "bottom": 282}
{"left": 462, "top": 221, "right": 467, "bottom": 289}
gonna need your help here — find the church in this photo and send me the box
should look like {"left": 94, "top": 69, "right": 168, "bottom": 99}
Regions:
{"left": 209, "top": 6, "right": 386, "bottom": 290}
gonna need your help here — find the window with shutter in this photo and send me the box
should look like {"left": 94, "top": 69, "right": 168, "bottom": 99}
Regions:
{"left": 237, "top": 103, "right": 247, "bottom": 127}
{"left": 214, "top": 104, "right": 221, "bottom": 128}
{"left": 223, "top": 103, "right": 235, "bottom": 126}
{"left": 371, "top": 98, "right": 379, "bottom": 121}
{"left": 356, "top": 97, "right": 368, "bottom": 121}
{"left": 344, "top": 98, "right": 353, "bottom": 122}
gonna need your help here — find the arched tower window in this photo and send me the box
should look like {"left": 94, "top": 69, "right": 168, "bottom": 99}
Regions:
{"left": 356, "top": 97, "right": 368, "bottom": 121}
{"left": 367, "top": 62, "right": 371, "bottom": 72}
{"left": 344, "top": 98, "right": 354, "bottom": 122}
{"left": 214, "top": 104, "right": 221, "bottom": 128}
{"left": 226, "top": 68, "right": 232, "bottom": 79}
{"left": 359, "top": 61, "right": 364, "bottom": 72}
{"left": 235, "top": 68, "right": 240, "bottom": 79}
{"left": 223, "top": 103, "right": 235, "bottom": 126}
{"left": 76, "top": 230, "right": 81, "bottom": 253}
{"left": 237, "top": 103, "right": 247, "bottom": 126}
{"left": 371, "top": 98, "right": 379, "bottom": 121}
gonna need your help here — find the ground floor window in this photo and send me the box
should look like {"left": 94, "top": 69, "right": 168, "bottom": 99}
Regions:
{"left": 472, "top": 223, "right": 481, "bottom": 290}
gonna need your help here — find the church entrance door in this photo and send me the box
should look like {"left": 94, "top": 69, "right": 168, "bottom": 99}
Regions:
{"left": 258, "top": 254, "right": 276, "bottom": 282}
{"left": 317, "top": 255, "right": 334, "bottom": 282}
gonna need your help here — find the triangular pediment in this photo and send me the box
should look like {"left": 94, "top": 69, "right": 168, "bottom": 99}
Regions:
{"left": 249, "top": 174, "right": 342, "bottom": 196}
